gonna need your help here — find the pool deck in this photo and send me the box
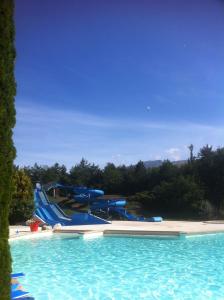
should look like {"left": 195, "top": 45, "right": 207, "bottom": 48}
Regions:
{"left": 55, "top": 220, "right": 224, "bottom": 237}
{"left": 9, "top": 226, "right": 53, "bottom": 241}
{"left": 9, "top": 220, "right": 224, "bottom": 240}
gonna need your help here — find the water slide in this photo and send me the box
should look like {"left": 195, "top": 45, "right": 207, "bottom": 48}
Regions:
{"left": 45, "top": 182, "right": 104, "bottom": 203}
{"left": 90, "top": 199, "right": 127, "bottom": 210}
{"left": 90, "top": 201, "right": 162, "bottom": 222}
{"left": 109, "top": 207, "right": 162, "bottom": 222}
{"left": 34, "top": 185, "right": 110, "bottom": 226}
{"left": 44, "top": 182, "right": 162, "bottom": 222}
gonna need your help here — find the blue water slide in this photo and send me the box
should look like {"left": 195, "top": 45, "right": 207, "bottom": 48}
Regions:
{"left": 91, "top": 199, "right": 126, "bottom": 210}
{"left": 35, "top": 207, "right": 57, "bottom": 225}
{"left": 87, "top": 189, "right": 104, "bottom": 197}
{"left": 110, "top": 207, "right": 162, "bottom": 222}
{"left": 34, "top": 186, "right": 110, "bottom": 226}
{"left": 73, "top": 189, "right": 104, "bottom": 203}
{"left": 73, "top": 194, "right": 90, "bottom": 203}
{"left": 89, "top": 197, "right": 163, "bottom": 222}
{"left": 70, "top": 213, "right": 112, "bottom": 225}
{"left": 45, "top": 183, "right": 104, "bottom": 203}
{"left": 38, "top": 183, "right": 163, "bottom": 223}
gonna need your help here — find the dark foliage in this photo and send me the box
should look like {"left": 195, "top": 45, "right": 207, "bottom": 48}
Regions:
{"left": 24, "top": 163, "right": 69, "bottom": 185}
{"left": 9, "top": 169, "right": 34, "bottom": 224}
{"left": 24, "top": 145, "right": 224, "bottom": 219}
{"left": 70, "top": 159, "right": 103, "bottom": 187}
{"left": 0, "top": 1, "right": 16, "bottom": 298}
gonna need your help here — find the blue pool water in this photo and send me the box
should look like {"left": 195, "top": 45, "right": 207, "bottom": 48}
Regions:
{"left": 11, "top": 234, "right": 224, "bottom": 300}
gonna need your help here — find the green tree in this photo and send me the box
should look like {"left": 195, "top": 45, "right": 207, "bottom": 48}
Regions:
{"left": 152, "top": 176, "right": 205, "bottom": 213}
{"left": 24, "top": 163, "right": 44, "bottom": 184}
{"left": 103, "top": 163, "right": 123, "bottom": 194}
{"left": 0, "top": 1, "right": 16, "bottom": 298}
{"left": 195, "top": 146, "right": 224, "bottom": 213}
{"left": 158, "top": 160, "right": 179, "bottom": 182}
{"left": 127, "top": 161, "right": 148, "bottom": 194}
{"left": 24, "top": 163, "right": 69, "bottom": 185}
{"left": 129, "top": 191, "right": 154, "bottom": 207}
{"left": 9, "top": 169, "right": 34, "bottom": 224}
{"left": 70, "top": 158, "right": 102, "bottom": 187}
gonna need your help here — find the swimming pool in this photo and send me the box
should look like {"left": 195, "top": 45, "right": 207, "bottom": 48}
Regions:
{"left": 11, "top": 234, "right": 224, "bottom": 300}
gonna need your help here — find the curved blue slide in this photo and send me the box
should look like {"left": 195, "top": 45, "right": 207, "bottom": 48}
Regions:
{"left": 90, "top": 203, "right": 162, "bottom": 222}
{"left": 34, "top": 185, "right": 110, "bottom": 226}
{"left": 110, "top": 207, "right": 162, "bottom": 222}
{"left": 43, "top": 182, "right": 162, "bottom": 223}
{"left": 45, "top": 183, "right": 104, "bottom": 203}
{"left": 91, "top": 199, "right": 126, "bottom": 210}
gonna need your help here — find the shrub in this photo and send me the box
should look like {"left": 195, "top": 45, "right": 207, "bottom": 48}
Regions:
{"left": 152, "top": 176, "right": 205, "bottom": 213}
{"left": 9, "top": 169, "right": 34, "bottom": 224}
{"left": 129, "top": 191, "right": 155, "bottom": 207}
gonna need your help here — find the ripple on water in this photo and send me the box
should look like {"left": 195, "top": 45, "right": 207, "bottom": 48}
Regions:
{"left": 11, "top": 234, "right": 224, "bottom": 300}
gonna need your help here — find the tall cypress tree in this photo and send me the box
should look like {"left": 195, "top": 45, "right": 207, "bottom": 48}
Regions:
{"left": 0, "top": 1, "right": 16, "bottom": 299}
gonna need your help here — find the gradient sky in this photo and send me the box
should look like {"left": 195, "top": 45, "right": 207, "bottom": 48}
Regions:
{"left": 14, "top": 0, "right": 224, "bottom": 168}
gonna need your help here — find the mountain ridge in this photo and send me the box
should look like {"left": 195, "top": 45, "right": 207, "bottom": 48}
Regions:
{"left": 143, "top": 159, "right": 187, "bottom": 168}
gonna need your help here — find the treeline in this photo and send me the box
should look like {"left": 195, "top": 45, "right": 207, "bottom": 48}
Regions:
{"left": 23, "top": 145, "right": 224, "bottom": 219}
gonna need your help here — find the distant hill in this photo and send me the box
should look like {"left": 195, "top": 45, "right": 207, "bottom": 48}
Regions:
{"left": 143, "top": 159, "right": 187, "bottom": 168}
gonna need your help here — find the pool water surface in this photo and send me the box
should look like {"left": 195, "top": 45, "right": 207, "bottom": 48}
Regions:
{"left": 11, "top": 234, "right": 224, "bottom": 300}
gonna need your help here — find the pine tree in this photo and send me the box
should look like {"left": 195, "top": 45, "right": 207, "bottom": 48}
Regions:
{"left": 0, "top": 1, "right": 16, "bottom": 299}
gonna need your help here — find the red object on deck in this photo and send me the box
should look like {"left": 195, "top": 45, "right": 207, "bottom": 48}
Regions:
{"left": 29, "top": 221, "right": 40, "bottom": 232}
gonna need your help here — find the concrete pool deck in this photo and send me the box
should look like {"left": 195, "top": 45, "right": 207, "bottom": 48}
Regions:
{"left": 9, "top": 226, "right": 53, "bottom": 241}
{"left": 9, "top": 220, "right": 224, "bottom": 240}
{"left": 55, "top": 220, "right": 224, "bottom": 236}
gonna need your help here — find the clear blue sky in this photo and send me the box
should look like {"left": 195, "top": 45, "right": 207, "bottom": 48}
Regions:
{"left": 14, "top": 0, "right": 224, "bottom": 168}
